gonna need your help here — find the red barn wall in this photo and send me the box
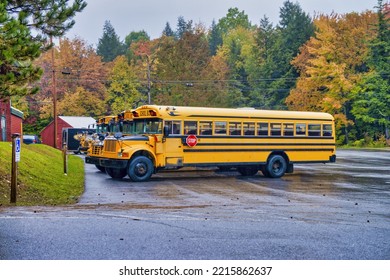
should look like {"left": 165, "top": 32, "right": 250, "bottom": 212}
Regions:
{"left": 10, "top": 114, "right": 22, "bottom": 136}
{"left": 41, "top": 117, "right": 71, "bottom": 148}
{"left": 0, "top": 100, "right": 11, "bottom": 141}
{"left": 1, "top": 100, "right": 23, "bottom": 142}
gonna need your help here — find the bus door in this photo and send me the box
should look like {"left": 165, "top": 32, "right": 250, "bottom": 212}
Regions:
{"left": 163, "top": 120, "right": 184, "bottom": 167}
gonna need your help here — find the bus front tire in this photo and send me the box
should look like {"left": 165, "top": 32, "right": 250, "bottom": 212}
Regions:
{"left": 95, "top": 164, "right": 106, "bottom": 173}
{"left": 128, "top": 156, "right": 154, "bottom": 182}
{"left": 106, "top": 167, "right": 127, "bottom": 179}
{"left": 265, "top": 155, "right": 287, "bottom": 178}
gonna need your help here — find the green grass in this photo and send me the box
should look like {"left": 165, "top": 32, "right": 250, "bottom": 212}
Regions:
{"left": 0, "top": 142, "right": 84, "bottom": 206}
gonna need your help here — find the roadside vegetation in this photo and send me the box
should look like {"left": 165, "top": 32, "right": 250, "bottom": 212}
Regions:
{"left": 0, "top": 142, "right": 84, "bottom": 207}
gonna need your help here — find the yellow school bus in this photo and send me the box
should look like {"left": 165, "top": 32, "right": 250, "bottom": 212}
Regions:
{"left": 85, "top": 105, "right": 336, "bottom": 181}
{"left": 88, "top": 111, "right": 134, "bottom": 173}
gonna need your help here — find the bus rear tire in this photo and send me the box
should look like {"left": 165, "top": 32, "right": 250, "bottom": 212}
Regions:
{"left": 128, "top": 156, "right": 154, "bottom": 182}
{"left": 266, "top": 155, "right": 287, "bottom": 178}
{"left": 106, "top": 167, "right": 127, "bottom": 179}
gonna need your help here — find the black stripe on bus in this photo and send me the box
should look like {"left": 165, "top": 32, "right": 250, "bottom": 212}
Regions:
{"left": 183, "top": 148, "right": 335, "bottom": 153}
{"left": 193, "top": 143, "right": 335, "bottom": 147}
{"left": 168, "top": 136, "right": 334, "bottom": 140}
{"left": 188, "top": 115, "right": 333, "bottom": 122}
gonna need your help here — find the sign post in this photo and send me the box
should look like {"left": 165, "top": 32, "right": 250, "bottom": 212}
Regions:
{"left": 11, "top": 133, "right": 20, "bottom": 203}
{"left": 63, "top": 143, "right": 68, "bottom": 175}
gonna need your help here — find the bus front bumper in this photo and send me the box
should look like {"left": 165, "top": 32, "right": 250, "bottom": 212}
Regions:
{"left": 85, "top": 156, "right": 128, "bottom": 169}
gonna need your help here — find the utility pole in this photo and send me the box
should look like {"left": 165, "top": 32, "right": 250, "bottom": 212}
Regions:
{"left": 146, "top": 55, "right": 151, "bottom": 104}
{"left": 51, "top": 36, "right": 58, "bottom": 149}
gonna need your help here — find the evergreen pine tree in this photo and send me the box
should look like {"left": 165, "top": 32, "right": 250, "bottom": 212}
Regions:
{"left": 268, "top": 0, "right": 314, "bottom": 109}
{"left": 97, "top": 20, "right": 125, "bottom": 62}
{"left": 208, "top": 20, "right": 223, "bottom": 55}
{"left": 162, "top": 22, "right": 174, "bottom": 37}
{"left": 369, "top": 0, "right": 390, "bottom": 80}
{"left": 176, "top": 16, "right": 193, "bottom": 39}
{"left": 0, "top": 0, "right": 86, "bottom": 99}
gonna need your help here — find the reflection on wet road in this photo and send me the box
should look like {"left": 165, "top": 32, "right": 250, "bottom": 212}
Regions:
{"left": 79, "top": 150, "right": 390, "bottom": 223}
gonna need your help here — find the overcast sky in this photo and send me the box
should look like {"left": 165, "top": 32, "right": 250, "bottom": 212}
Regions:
{"left": 65, "top": 0, "right": 379, "bottom": 46}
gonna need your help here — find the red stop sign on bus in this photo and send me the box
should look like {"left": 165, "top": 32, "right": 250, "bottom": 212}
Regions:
{"left": 186, "top": 135, "right": 198, "bottom": 147}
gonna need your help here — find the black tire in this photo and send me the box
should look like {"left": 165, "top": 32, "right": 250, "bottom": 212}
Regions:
{"left": 95, "top": 164, "right": 106, "bottom": 173}
{"left": 266, "top": 155, "right": 287, "bottom": 178}
{"left": 127, "top": 156, "right": 154, "bottom": 182}
{"left": 237, "top": 165, "right": 258, "bottom": 176}
{"left": 106, "top": 167, "right": 127, "bottom": 179}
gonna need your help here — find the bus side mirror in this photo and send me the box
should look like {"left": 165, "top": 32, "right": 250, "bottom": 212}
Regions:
{"left": 163, "top": 125, "right": 170, "bottom": 138}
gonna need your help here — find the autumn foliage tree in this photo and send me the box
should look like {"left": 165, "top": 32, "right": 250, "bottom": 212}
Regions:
{"left": 31, "top": 37, "right": 108, "bottom": 130}
{"left": 286, "top": 11, "right": 378, "bottom": 144}
{"left": 154, "top": 28, "right": 212, "bottom": 106}
{"left": 106, "top": 55, "right": 142, "bottom": 113}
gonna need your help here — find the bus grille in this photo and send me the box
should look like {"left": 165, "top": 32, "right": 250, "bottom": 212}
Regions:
{"left": 104, "top": 140, "right": 117, "bottom": 152}
{"left": 91, "top": 145, "right": 102, "bottom": 155}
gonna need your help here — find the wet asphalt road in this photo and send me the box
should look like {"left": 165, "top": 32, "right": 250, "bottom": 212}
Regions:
{"left": 0, "top": 149, "right": 389, "bottom": 260}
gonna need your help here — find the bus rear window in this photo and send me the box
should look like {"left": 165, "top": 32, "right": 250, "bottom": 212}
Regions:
{"left": 323, "top": 124, "right": 332, "bottom": 136}
{"left": 308, "top": 124, "right": 321, "bottom": 136}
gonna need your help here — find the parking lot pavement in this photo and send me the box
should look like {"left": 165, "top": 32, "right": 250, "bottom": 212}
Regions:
{"left": 0, "top": 149, "right": 389, "bottom": 260}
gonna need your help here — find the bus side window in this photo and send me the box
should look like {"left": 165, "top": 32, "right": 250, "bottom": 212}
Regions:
{"left": 322, "top": 124, "right": 332, "bottom": 137}
{"left": 229, "top": 122, "right": 242, "bottom": 135}
{"left": 308, "top": 124, "right": 321, "bottom": 136}
{"left": 200, "top": 121, "right": 212, "bottom": 135}
{"left": 184, "top": 121, "right": 197, "bottom": 135}
{"left": 257, "top": 122, "right": 268, "bottom": 136}
{"left": 244, "top": 122, "right": 255, "bottom": 135}
{"left": 283, "top": 123, "right": 294, "bottom": 136}
{"left": 165, "top": 121, "right": 181, "bottom": 135}
{"left": 214, "top": 121, "right": 227, "bottom": 135}
{"left": 296, "top": 124, "right": 306, "bottom": 136}
{"left": 172, "top": 121, "right": 181, "bottom": 134}
{"left": 270, "top": 123, "right": 281, "bottom": 136}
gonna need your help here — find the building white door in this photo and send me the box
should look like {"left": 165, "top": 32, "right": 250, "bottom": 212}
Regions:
{"left": 0, "top": 116, "right": 6, "bottom": 141}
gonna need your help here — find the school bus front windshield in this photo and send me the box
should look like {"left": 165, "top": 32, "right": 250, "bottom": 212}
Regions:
{"left": 133, "top": 118, "right": 163, "bottom": 134}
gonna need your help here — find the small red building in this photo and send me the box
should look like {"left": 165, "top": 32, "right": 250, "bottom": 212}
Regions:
{"left": 41, "top": 116, "right": 96, "bottom": 149}
{"left": 0, "top": 99, "right": 24, "bottom": 142}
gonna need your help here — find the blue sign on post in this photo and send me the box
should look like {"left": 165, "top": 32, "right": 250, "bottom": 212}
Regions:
{"left": 15, "top": 137, "right": 21, "bottom": 162}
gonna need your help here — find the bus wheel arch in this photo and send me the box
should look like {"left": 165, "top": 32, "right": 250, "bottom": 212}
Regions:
{"left": 264, "top": 152, "right": 289, "bottom": 178}
{"left": 127, "top": 151, "right": 155, "bottom": 182}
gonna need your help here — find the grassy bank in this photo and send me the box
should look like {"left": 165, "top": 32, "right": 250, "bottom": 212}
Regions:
{"left": 0, "top": 142, "right": 84, "bottom": 206}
